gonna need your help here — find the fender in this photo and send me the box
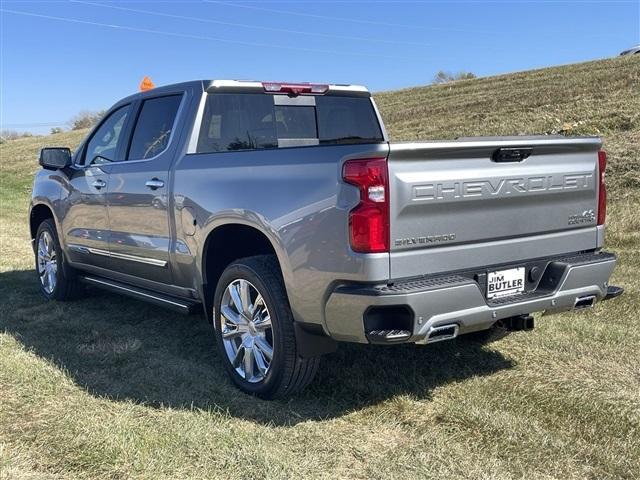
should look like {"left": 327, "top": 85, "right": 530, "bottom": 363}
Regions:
{"left": 29, "top": 170, "right": 63, "bottom": 241}
{"left": 196, "top": 214, "right": 337, "bottom": 357}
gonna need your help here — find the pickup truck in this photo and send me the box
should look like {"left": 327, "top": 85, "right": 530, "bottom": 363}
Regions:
{"left": 30, "top": 80, "right": 623, "bottom": 398}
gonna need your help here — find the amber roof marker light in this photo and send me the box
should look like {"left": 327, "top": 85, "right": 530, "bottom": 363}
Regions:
{"left": 139, "top": 76, "right": 155, "bottom": 92}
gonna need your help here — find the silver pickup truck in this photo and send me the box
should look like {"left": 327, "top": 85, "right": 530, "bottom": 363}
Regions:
{"left": 30, "top": 80, "right": 623, "bottom": 398}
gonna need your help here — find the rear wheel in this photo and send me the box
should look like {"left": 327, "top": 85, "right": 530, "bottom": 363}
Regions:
{"left": 34, "top": 219, "right": 82, "bottom": 300}
{"left": 213, "top": 255, "right": 319, "bottom": 398}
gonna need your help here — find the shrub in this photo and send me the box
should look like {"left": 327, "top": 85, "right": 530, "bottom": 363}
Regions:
{"left": 433, "top": 70, "right": 477, "bottom": 84}
{"left": 0, "top": 130, "right": 33, "bottom": 143}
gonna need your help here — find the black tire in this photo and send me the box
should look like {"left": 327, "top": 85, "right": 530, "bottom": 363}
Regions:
{"left": 213, "top": 255, "right": 320, "bottom": 399}
{"left": 34, "top": 219, "right": 83, "bottom": 301}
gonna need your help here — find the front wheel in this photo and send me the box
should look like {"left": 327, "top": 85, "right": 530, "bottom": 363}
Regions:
{"left": 34, "top": 219, "right": 83, "bottom": 300}
{"left": 213, "top": 255, "right": 319, "bottom": 399}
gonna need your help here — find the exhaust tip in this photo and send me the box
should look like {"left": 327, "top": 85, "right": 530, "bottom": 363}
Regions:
{"left": 426, "top": 324, "right": 459, "bottom": 344}
{"left": 574, "top": 295, "right": 596, "bottom": 310}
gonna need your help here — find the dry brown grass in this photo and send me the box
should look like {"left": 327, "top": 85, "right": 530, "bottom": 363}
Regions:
{"left": 1, "top": 56, "right": 639, "bottom": 479}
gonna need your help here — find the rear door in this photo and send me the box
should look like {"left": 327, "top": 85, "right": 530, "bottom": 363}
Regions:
{"left": 106, "top": 92, "right": 185, "bottom": 284}
{"left": 387, "top": 137, "right": 601, "bottom": 278}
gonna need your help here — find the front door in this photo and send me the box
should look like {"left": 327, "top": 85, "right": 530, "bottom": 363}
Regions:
{"left": 106, "top": 93, "right": 184, "bottom": 285}
{"left": 62, "top": 104, "right": 132, "bottom": 269}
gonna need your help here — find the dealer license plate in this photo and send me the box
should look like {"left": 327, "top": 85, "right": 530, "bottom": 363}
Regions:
{"left": 486, "top": 267, "right": 525, "bottom": 299}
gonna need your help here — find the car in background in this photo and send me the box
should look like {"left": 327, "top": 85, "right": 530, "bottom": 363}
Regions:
{"left": 620, "top": 45, "right": 640, "bottom": 56}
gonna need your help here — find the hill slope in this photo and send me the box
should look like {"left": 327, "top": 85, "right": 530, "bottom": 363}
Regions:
{"left": 0, "top": 57, "right": 638, "bottom": 479}
{"left": 375, "top": 56, "right": 640, "bottom": 194}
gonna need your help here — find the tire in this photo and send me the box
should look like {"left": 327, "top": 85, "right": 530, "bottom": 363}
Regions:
{"left": 213, "top": 255, "right": 320, "bottom": 399}
{"left": 34, "top": 219, "right": 83, "bottom": 301}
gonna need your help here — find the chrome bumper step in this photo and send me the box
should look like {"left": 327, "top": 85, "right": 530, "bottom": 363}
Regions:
{"left": 366, "top": 329, "right": 412, "bottom": 344}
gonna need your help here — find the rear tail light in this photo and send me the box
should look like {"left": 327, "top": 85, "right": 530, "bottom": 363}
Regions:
{"left": 342, "top": 158, "right": 389, "bottom": 253}
{"left": 597, "top": 150, "right": 607, "bottom": 225}
{"left": 262, "top": 82, "right": 329, "bottom": 95}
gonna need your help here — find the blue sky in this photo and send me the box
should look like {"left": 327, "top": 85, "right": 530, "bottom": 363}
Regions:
{"left": 1, "top": 0, "right": 639, "bottom": 133}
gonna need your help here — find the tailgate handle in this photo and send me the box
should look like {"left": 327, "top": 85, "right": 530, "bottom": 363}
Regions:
{"left": 492, "top": 147, "right": 532, "bottom": 163}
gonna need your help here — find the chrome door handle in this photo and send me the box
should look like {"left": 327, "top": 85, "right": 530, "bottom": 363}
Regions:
{"left": 92, "top": 179, "right": 107, "bottom": 189}
{"left": 145, "top": 178, "right": 164, "bottom": 190}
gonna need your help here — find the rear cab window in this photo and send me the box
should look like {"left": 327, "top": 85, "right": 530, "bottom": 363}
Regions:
{"left": 196, "top": 92, "right": 383, "bottom": 153}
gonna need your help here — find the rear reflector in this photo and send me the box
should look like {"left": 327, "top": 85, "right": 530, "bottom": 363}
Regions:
{"left": 262, "top": 82, "right": 328, "bottom": 95}
{"left": 343, "top": 158, "right": 389, "bottom": 253}
{"left": 597, "top": 150, "right": 607, "bottom": 225}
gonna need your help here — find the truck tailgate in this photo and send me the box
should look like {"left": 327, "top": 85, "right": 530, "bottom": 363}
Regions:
{"left": 387, "top": 136, "right": 602, "bottom": 278}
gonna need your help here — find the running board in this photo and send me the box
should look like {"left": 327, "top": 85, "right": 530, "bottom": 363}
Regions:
{"left": 80, "top": 275, "right": 201, "bottom": 314}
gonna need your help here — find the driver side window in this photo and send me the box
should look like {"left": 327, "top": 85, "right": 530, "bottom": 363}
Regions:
{"left": 83, "top": 105, "right": 130, "bottom": 165}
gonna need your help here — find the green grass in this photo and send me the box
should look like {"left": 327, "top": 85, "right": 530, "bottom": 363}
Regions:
{"left": 1, "top": 56, "right": 639, "bottom": 479}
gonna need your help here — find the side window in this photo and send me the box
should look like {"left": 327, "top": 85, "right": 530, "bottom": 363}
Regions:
{"left": 197, "top": 94, "right": 277, "bottom": 153}
{"left": 128, "top": 95, "right": 182, "bottom": 160}
{"left": 83, "top": 105, "right": 130, "bottom": 165}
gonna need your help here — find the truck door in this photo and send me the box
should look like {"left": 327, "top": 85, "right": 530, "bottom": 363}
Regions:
{"left": 106, "top": 93, "right": 185, "bottom": 285}
{"left": 62, "top": 104, "right": 132, "bottom": 270}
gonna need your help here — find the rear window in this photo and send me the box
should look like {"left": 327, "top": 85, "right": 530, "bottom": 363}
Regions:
{"left": 196, "top": 93, "right": 383, "bottom": 153}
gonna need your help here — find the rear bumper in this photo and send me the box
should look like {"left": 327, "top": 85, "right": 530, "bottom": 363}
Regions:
{"left": 324, "top": 251, "right": 618, "bottom": 344}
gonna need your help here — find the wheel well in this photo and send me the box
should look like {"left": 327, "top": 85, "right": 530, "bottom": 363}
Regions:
{"left": 30, "top": 204, "right": 54, "bottom": 240}
{"left": 201, "top": 224, "right": 337, "bottom": 357}
{"left": 202, "top": 224, "right": 280, "bottom": 296}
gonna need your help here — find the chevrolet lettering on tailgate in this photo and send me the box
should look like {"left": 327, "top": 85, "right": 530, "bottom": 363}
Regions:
{"left": 413, "top": 173, "right": 593, "bottom": 201}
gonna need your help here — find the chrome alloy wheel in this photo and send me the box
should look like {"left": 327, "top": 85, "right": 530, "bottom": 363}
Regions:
{"left": 220, "top": 279, "right": 274, "bottom": 383}
{"left": 37, "top": 230, "right": 57, "bottom": 294}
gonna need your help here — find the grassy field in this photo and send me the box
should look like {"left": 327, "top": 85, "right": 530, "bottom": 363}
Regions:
{"left": 1, "top": 56, "right": 639, "bottom": 479}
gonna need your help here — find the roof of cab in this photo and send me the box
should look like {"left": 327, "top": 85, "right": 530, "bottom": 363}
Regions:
{"left": 115, "top": 79, "right": 370, "bottom": 106}
{"left": 205, "top": 79, "right": 369, "bottom": 96}
{"left": 115, "top": 80, "right": 205, "bottom": 106}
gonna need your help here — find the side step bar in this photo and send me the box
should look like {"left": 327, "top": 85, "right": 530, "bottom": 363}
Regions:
{"left": 80, "top": 275, "right": 201, "bottom": 314}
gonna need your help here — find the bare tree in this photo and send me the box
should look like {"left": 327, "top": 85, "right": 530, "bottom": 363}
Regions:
{"left": 68, "top": 110, "right": 105, "bottom": 130}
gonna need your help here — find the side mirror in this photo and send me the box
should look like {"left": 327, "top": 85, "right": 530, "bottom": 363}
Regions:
{"left": 39, "top": 147, "right": 72, "bottom": 170}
